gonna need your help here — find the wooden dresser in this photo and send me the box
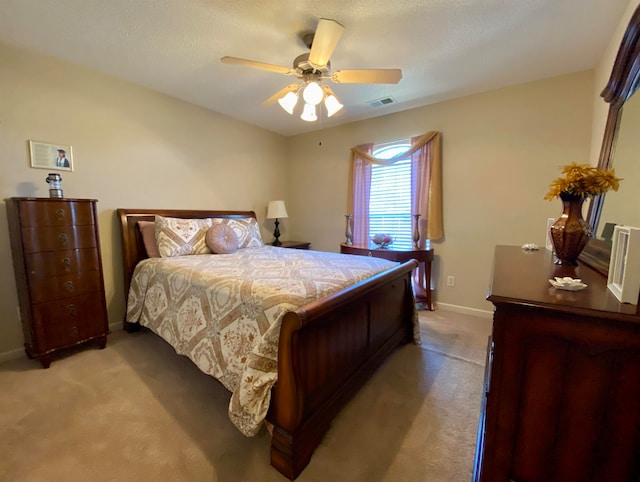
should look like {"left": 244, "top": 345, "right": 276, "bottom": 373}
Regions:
{"left": 6, "top": 198, "right": 110, "bottom": 368}
{"left": 474, "top": 245, "right": 640, "bottom": 481}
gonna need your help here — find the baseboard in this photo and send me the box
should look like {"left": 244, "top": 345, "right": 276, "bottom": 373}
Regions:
{"left": 0, "top": 321, "right": 124, "bottom": 365}
{"left": 0, "top": 347, "right": 25, "bottom": 364}
{"left": 436, "top": 302, "right": 494, "bottom": 319}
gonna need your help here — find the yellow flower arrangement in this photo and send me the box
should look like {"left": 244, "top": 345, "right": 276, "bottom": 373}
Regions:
{"left": 544, "top": 162, "right": 622, "bottom": 201}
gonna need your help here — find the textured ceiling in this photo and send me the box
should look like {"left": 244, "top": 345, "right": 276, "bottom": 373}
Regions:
{"left": 0, "top": 0, "right": 630, "bottom": 136}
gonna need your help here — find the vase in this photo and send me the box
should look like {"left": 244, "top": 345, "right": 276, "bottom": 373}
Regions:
{"left": 549, "top": 193, "right": 592, "bottom": 265}
{"left": 413, "top": 214, "right": 421, "bottom": 249}
{"left": 345, "top": 215, "right": 353, "bottom": 246}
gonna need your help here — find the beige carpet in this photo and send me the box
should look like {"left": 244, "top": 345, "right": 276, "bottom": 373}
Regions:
{"left": 0, "top": 309, "right": 491, "bottom": 482}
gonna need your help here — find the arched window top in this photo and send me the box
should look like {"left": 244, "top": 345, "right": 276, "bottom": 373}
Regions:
{"left": 373, "top": 141, "right": 411, "bottom": 160}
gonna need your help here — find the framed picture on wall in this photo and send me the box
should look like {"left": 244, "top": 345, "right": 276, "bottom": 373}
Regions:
{"left": 29, "top": 140, "right": 74, "bottom": 172}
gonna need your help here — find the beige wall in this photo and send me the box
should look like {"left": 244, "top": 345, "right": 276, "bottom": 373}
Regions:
{"left": 590, "top": 0, "right": 640, "bottom": 162}
{"left": 0, "top": 23, "right": 623, "bottom": 356}
{"left": 0, "top": 43, "right": 287, "bottom": 356}
{"left": 286, "top": 71, "right": 595, "bottom": 313}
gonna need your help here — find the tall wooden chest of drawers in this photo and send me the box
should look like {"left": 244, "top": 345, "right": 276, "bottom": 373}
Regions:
{"left": 6, "top": 198, "right": 110, "bottom": 368}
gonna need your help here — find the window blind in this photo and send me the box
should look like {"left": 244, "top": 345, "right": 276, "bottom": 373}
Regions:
{"left": 370, "top": 157, "right": 412, "bottom": 249}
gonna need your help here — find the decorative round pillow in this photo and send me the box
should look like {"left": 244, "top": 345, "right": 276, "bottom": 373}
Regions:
{"left": 206, "top": 223, "right": 239, "bottom": 254}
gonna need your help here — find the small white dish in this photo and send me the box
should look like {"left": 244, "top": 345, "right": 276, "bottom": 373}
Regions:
{"left": 548, "top": 277, "right": 587, "bottom": 291}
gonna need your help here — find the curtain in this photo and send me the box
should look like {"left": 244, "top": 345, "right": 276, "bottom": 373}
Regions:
{"left": 349, "top": 131, "right": 443, "bottom": 298}
{"left": 411, "top": 132, "right": 443, "bottom": 242}
{"left": 348, "top": 143, "right": 373, "bottom": 245}
{"left": 350, "top": 131, "right": 443, "bottom": 241}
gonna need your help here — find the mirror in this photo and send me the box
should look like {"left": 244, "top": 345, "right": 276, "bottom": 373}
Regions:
{"left": 581, "top": 5, "right": 640, "bottom": 276}
{"left": 598, "top": 91, "right": 640, "bottom": 231}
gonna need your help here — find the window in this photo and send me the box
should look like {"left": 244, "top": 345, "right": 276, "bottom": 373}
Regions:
{"left": 369, "top": 142, "right": 412, "bottom": 249}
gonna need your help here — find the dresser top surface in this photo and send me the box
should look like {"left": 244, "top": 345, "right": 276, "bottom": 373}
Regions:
{"left": 488, "top": 245, "right": 639, "bottom": 321}
{"left": 340, "top": 242, "right": 433, "bottom": 253}
{"left": 8, "top": 197, "right": 97, "bottom": 202}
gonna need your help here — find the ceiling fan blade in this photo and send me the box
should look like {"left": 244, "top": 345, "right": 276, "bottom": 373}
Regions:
{"left": 330, "top": 69, "right": 403, "bottom": 84}
{"left": 321, "top": 84, "right": 338, "bottom": 97}
{"left": 262, "top": 84, "right": 300, "bottom": 105}
{"left": 220, "top": 56, "right": 293, "bottom": 75}
{"left": 308, "top": 18, "right": 345, "bottom": 68}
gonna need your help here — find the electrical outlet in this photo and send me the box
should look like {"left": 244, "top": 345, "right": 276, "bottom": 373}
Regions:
{"left": 447, "top": 276, "right": 456, "bottom": 287}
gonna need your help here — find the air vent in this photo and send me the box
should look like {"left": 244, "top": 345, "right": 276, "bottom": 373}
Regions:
{"left": 368, "top": 96, "right": 396, "bottom": 108}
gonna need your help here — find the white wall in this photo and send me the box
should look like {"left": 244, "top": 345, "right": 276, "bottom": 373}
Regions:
{"left": 286, "top": 72, "right": 595, "bottom": 312}
{"left": 0, "top": 43, "right": 287, "bottom": 356}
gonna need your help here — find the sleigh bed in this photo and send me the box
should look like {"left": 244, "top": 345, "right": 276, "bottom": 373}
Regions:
{"left": 117, "top": 208, "right": 418, "bottom": 479}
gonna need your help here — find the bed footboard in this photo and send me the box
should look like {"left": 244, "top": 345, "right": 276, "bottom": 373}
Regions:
{"left": 268, "top": 260, "right": 418, "bottom": 479}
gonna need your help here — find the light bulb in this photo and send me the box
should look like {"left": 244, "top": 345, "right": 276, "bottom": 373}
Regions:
{"left": 324, "top": 94, "right": 344, "bottom": 117}
{"left": 278, "top": 91, "right": 299, "bottom": 115}
{"left": 300, "top": 103, "right": 317, "bottom": 122}
{"left": 302, "top": 81, "right": 324, "bottom": 106}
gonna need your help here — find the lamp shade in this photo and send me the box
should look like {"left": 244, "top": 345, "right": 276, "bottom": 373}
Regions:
{"left": 278, "top": 91, "right": 299, "bottom": 115}
{"left": 302, "top": 81, "right": 324, "bottom": 106}
{"left": 324, "top": 94, "right": 344, "bottom": 117}
{"left": 267, "top": 200, "right": 288, "bottom": 219}
{"left": 300, "top": 103, "right": 317, "bottom": 122}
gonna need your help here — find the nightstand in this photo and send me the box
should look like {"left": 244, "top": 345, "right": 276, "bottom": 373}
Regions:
{"left": 340, "top": 243, "right": 434, "bottom": 310}
{"left": 279, "top": 240, "right": 311, "bottom": 250}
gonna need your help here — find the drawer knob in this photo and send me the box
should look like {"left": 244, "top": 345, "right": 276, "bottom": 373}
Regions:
{"left": 55, "top": 209, "right": 65, "bottom": 221}
{"left": 67, "top": 304, "right": 77, "bottom": 316}
{"left": 62, "top": 258, "right": 71, "bottom": 271}
{"left": 367, "top": 251, "right": 373, "bottom": 257}
{"left": 65, "top": 281, "right": 75, "bottom": 292}
{"left": 58, "top": 233, "right": 68, "bottom": 245}
{"left": 70, "top": 326, "right": 78, "bottom": 339}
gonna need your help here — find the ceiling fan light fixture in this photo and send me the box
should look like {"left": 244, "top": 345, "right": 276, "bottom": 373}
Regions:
{"left": 300, "top": 103, "right": 317, "bottom": 122}
{"left": 222, "top": 18, "right": 404, "bottom": 125}
{"left": 324, "top": 94, "right": 343, "bottom": 117}
{"left": 302, "top": 81, "right": 324, "bottom": 106}
{"left": 277, "top": 90, "right": 299, "bottom": 115}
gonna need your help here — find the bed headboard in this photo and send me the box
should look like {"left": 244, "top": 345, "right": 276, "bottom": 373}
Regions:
{"left": 116, "top": 208, "right": 257, "bottom": 302}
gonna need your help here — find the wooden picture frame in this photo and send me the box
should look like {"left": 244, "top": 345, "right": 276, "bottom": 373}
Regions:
{"left": 607, "top": 226, "right": 640, "bottom": 304}
{"left": 29, "top": 140, "right": 74, "bottom": 172}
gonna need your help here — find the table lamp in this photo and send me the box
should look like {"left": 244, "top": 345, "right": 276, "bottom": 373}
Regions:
{"left": 267, "top": 200, "right": 288, "bottom": 246}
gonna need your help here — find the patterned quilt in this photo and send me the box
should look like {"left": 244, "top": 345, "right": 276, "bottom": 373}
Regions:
{"left": 126, "top": 246, "right": 402, "bottom": 436}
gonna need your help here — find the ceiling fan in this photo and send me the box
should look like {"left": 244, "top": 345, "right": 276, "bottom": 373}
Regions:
{"left": 221, "top": 18, "right": 403, "bottom": 122}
